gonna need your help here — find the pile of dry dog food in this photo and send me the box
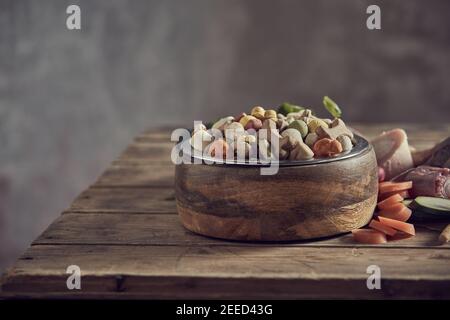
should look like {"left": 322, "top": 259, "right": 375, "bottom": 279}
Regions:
{"left": 190, "top": 97, "right": 355, "bottom": 161}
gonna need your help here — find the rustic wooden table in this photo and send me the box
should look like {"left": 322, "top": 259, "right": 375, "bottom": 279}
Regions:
{"left": 1, "top": 124, "right": 450, "bottom": 299}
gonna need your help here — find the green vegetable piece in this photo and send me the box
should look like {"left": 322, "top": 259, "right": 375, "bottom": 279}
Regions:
{"left": 409, "top": 196, "right": 450, "bottom": 222}
{"left": 410, "top": 209, "right": 447, "bottom": 222}
{"left": 402, "top": 199, "right": 413, "bottom": 207}
{"left": 411, "top": 196, "right": 450, "bottom": 214}
{"left": 323, "top": 96, "right": 342, "bottom": 118}
{"left": 278, "top": 102, "right": 304, "bottom": 116}
{"left": 288, "top": 120, "right": 308, "bottom": 138}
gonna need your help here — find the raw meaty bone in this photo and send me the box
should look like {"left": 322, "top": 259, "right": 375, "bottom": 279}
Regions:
{"left": 393, "top": 165, "right": 450, "bottom": 199}
{"left": 411, "top": 137, "right": 450, "bottom": 168}
{"left": 371, "top": 129, "right": 414, "bottom": 180}
{"left": 440, "top": 224, "right": 450, "bottom": 244}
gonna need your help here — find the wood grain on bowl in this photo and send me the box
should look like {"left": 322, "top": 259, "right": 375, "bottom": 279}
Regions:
{"left": 175, "top": 145, "right": 378, "bottom": 241}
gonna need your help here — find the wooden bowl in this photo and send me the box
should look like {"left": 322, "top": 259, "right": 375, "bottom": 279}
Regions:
{"left": 175, "top": 135, "right": 378, "bottom": 241}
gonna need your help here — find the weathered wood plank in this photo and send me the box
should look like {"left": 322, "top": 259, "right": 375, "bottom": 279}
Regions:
{"left": 115, "top": 142, "right": 173, "bottom": 163}
{"left": 69, "top": 187, "right": 176, "bottom": 214}
{"left": 93, "top": 163, "right": 174, "bottom": 187}
{"left": 33, "top": 213, "right": 450, "bottom": 248}
{"left": 352, "top": 123, "right": 449, "bottom": 143}
{"left": 134, "top": 131, "right": 172, "bottom": 143}
{"left": 133, "top": 127, "right": 175, "bottom": 142}
{"left": 352, "top": 123, "right": 450, "bottom": 134}
{"left": 2, "top": 245, "right": 449, "bottom": 299}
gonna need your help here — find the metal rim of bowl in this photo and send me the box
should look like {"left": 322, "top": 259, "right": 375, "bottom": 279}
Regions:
{"left": 179, "top": 134, "right": 370, "bottom": 167}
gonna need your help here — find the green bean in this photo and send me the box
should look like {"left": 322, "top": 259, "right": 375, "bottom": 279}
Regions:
{"left": 323, "top": 96, "right": 342, "bottom": 118}
{"left": 277, "top": 102, "right": 305, "bottom": 116}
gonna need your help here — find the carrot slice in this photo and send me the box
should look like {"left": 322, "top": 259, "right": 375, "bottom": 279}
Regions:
{"left": 378, "top": 204, "right": 412, "bottom": 222}
{"left": 378, "top": 190, "right": 410, "bottom": 201}
{"left": 369, "top": 219, "right": 397, "bottom": 236}
{"left": 378, "top": 193, "right": 404, "bottom": 210}
{"left": 378, "top": 216, "right": 415, "bottom": 236}
{"left": 379, "top": 180, "right": 413, "bottom": 190}
{"left": 378, "top": 181, "right": 413, "bottom": 194}
{"left": 387, "top": 233, "right": 414, "bottom": 241}
{"left": 378, "top": 202, "right": 404, "bottom": 215}
{"left": 351, "top": 229, "right": 387, "bottom": 244}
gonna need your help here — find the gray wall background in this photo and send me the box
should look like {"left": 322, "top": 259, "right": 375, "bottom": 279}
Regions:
{"left": 1, "top": 0, "right": 450, "bottom": 272}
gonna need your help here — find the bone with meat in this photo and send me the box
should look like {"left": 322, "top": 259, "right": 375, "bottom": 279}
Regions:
{"left": 371, "top": 129, "right": 414, "bottom": 180}
{"left": 393, "top": 165, "right": 450, "bottom": 199}
{"left": 411, "top": 137, "right": 450, "bottom": 168}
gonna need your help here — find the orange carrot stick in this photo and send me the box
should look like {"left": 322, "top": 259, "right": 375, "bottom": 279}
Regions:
{"left": 369, "top": 219, "right": 397, "bottom": 236}
{"left": 378, "top": 193, "right": 404, "bottom": 210}
{"left": 351, "top": 229, "right": 387, "bottom": 244}
{"left": 378, "top": 190, "right": 410, "bottom": 202}
{"left": 378, "top": 204, "right": 412, "bottom": 222}
{"left": 379, "top": 181, "right": 413, "bottom": 194}
{"left": 388, "top": 233, "right": 414, "bottom": 241}
{"left": 378, "top": 216, "right": 415, "bottom": 236}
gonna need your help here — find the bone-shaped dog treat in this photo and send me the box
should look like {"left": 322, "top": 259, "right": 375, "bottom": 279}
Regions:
{"left": 289, "top": 142, "right": 314, "bottom": 160}
{"left": 280, "top": 128, "right": 303, "bottom": 151}
{"left": 316, "top": 118, "right": 353, "bottom": 140}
